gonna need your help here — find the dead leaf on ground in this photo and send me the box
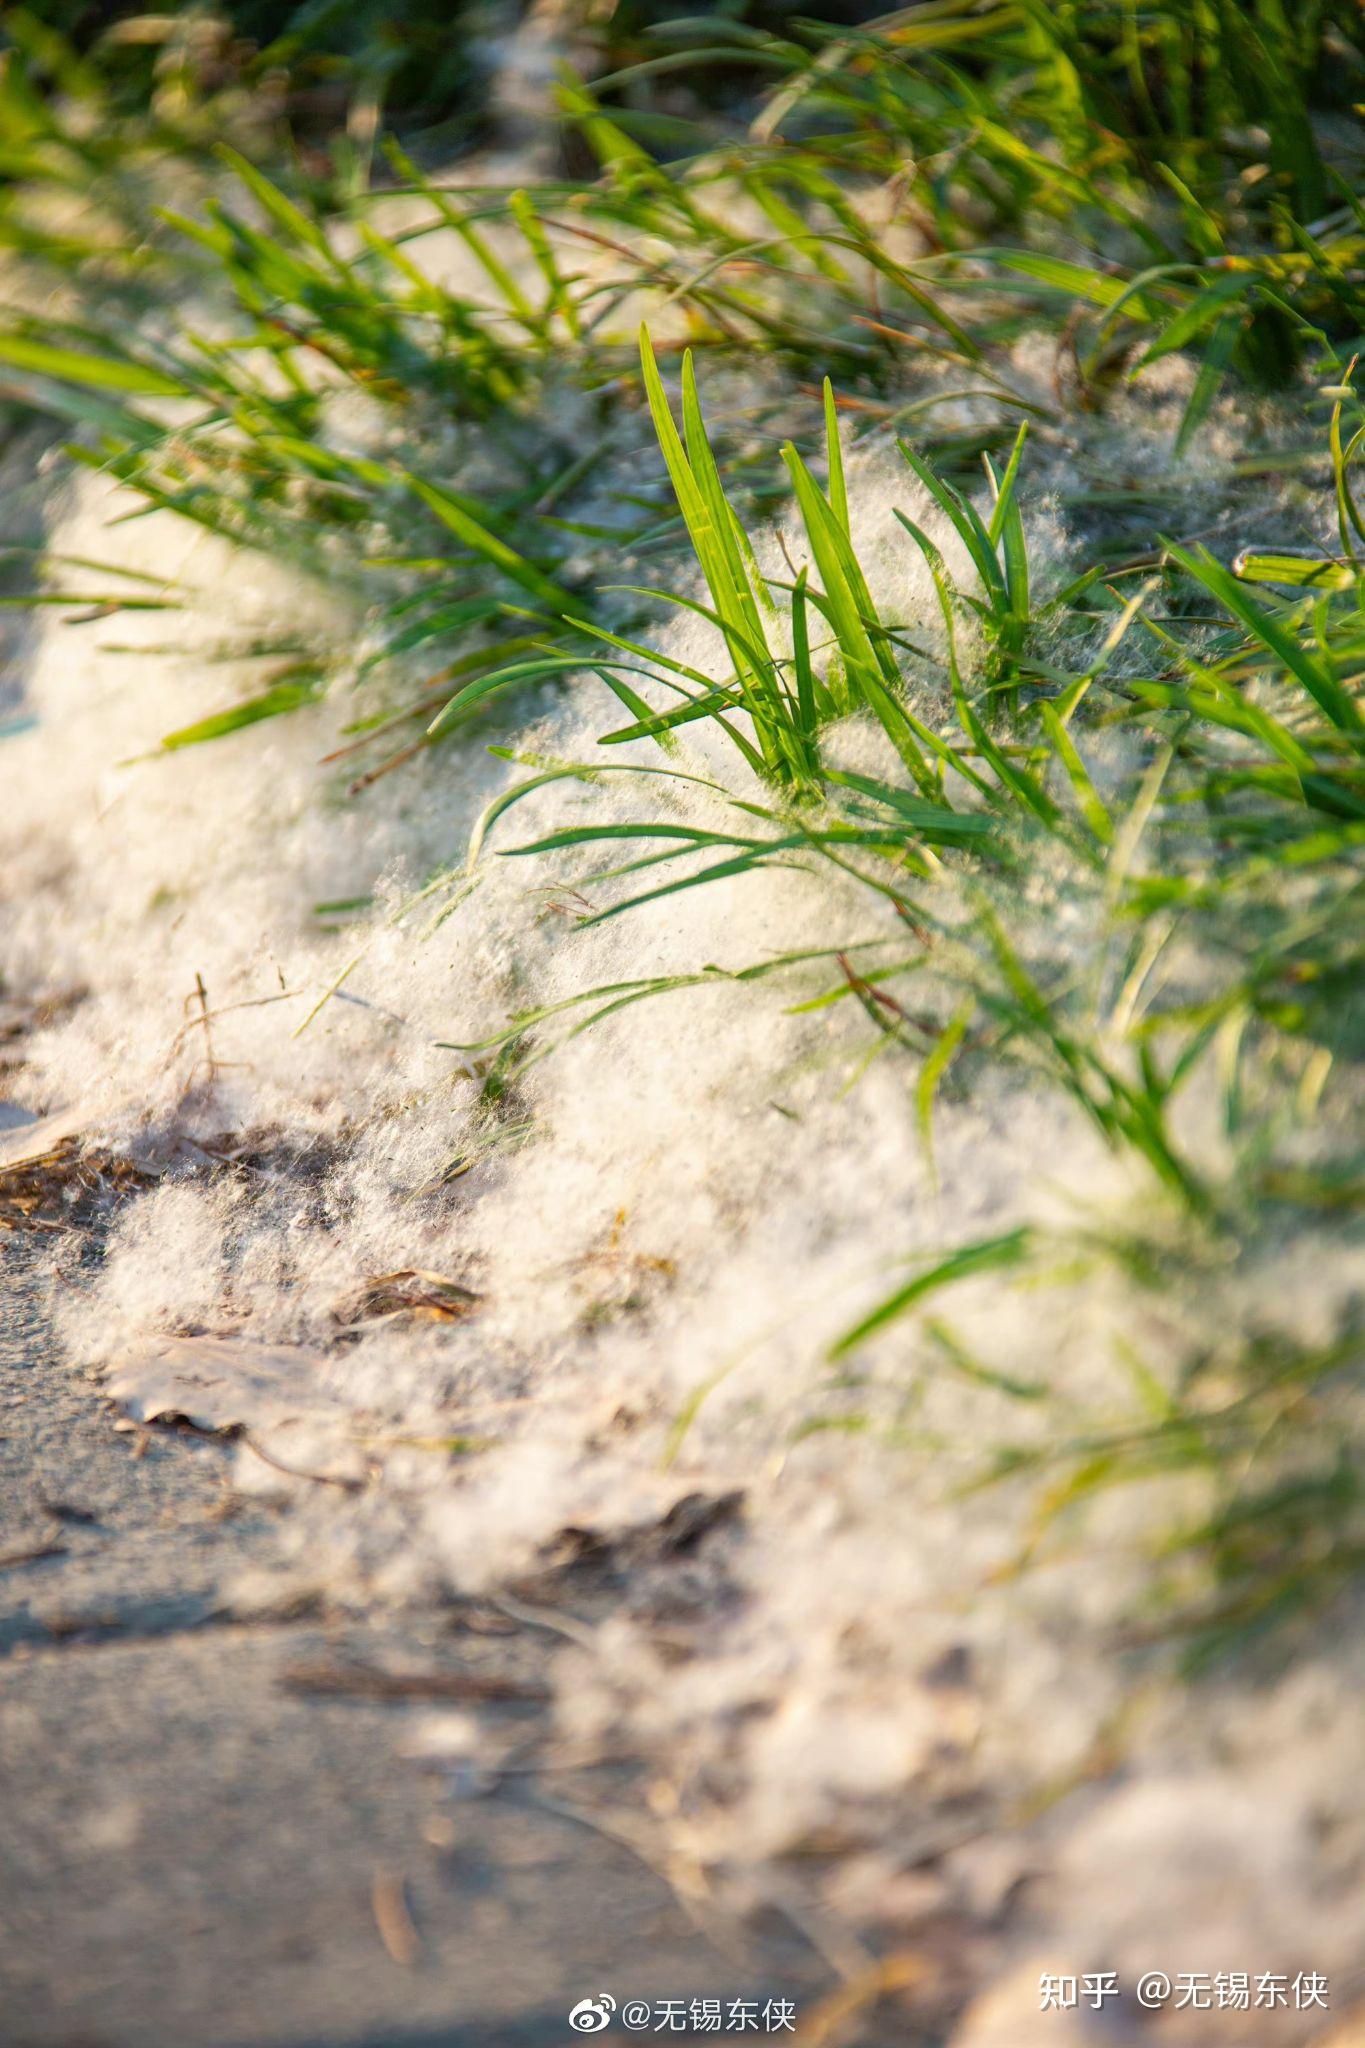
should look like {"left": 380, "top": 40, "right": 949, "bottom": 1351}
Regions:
{"left": 105, "top": 1335, "right": 369, "bottom": 1486}
{"left": 0, "top": 1106, "right": 92, "bottom": 1170}
{"left": 543, "top": 1489, "right": 746, "bottom": 1574}
{"left": 334, "top": 1268, "right": 481, "bottom": 1328}
{"left": 0, "top": 1106, "right": 152, "bottom": 1231}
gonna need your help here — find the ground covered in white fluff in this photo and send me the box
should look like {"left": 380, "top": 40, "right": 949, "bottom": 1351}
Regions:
{"left": 2, "top": 298, "right": 1363, "bottom": 2043}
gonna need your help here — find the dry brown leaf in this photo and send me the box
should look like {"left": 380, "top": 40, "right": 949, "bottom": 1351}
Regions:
{"left": 334, "top": 1267, "right": 481, "bottom": 1327}
{"left": 0, "top": 1105, "right": 92, "bottom": 1171}
{"left": 105, "top": 1335, "right": 369, "bottom": 1485}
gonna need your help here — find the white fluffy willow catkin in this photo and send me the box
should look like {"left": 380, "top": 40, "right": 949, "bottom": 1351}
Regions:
{"left": 2, "top": 324, "right": 1362, "bottom": 2041}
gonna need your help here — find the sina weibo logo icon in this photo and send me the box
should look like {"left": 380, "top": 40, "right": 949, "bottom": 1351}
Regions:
{"left": 568, "top": 1994, "right": 617, "bottom": 2033}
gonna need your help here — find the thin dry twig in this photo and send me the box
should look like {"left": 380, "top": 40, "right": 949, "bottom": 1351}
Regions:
{"left": 279, "top": 1660, "right": 549, "bottom": 1704}
{"left": 371, "top": 1869, "right": 421, "bottom": 1967}
{"left": 238, "top": 1433, "right": 367, "bottom": 1493}
{"left": 0, "top": 1538, "right": 68, "bottom": 1573}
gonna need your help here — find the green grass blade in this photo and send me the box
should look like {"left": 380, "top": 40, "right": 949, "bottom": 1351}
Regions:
{"left": 831, "top": 1229, "right": 1034, "bottom": 1357}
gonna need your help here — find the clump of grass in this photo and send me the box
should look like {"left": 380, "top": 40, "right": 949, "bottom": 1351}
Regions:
{"left": 7, "top": 0, "right": 1357, "bottom": 761}
{"left": 3, "top": 0, "right": 1362, "bottom": 1668}
{"left": 451, "top": 329, "right": 1363, "bottom": 1656}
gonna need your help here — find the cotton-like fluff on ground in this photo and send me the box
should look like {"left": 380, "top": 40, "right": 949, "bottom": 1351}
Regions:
{"left": 2, "top": 352, "right": 1362, "bottom": 2046}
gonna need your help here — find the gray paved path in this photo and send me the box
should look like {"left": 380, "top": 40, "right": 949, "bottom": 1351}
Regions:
{"left": 0, "top": 1238, "right": 829, "bottom": 2048}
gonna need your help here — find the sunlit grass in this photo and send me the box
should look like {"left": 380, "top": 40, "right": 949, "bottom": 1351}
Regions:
{"left": 1, "top": 0, "right": 1361, "bottom": 1664}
